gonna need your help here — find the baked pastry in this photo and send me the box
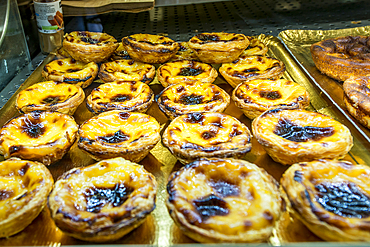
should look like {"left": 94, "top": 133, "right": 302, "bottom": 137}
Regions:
{"left": 48, "top": 157, "right": 157, "bottom": 242}
{"left": 98, "top": 59, "right": 155, "bottom": 84}
{"left": 241, "top": 37, "right": 268, "bottom": 56}
{"left": 166, "top": 157, "right": 282, "bottom": 243}
{"left": 232, "top": 79, "right": 310, "bottom": 119}
{"left": 157, "top": 81, "right": 230, "bottom": 120}
{"left": 188, "top": 32, "right": 250, "bottom": 64}
{"left": 78, "top": 110, "right": 160, "bottom": 163}
{"left": 280, "top": 159, "right": 370, "bottom": 241}
{"left": 122, "top": 33, "right": 180, "bottom": 64}
{"left": 252, "top": 108, "right": 353, "bottom": 165}
{"left": 157, "top": 59, "right": 218, "bottom": 88}
{"left": 0, "top": 111, "right": 78, "bottom": 166}
{"left": 109, "top": 42, "right": 132, "bottom": 60}
{"left": 86, "top": 81, "right": 154, "bottom": 114}
{"left": 219, "top": 55, "right": 286, "bottom": 88}
{"left": 0, "top": 157, "right": 54, "bottom": 238}
{"left": 311, "top": 35, "right": 370, "bottom": 81}
{"left": 42, "top": 57, "right": 98, "bottom": 88}
{"left": 63, "top": 31, "right": 119, "bottom": 63}
{"left": 343, "top": 76, "right": 370, "bottom": 129}
{"left": 162, "top": 112, "right": 252, "bottom": 164}
{"left": 55, "top": 46, "right": 72, "bottom": 59}
{"left": 16, "top": 81, "right": 85, "bottom": 115}
{"left": 169, "top": 42, "right": 199, "bottom": 61}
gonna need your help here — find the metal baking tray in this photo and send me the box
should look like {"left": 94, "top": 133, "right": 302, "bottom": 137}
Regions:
{"left": 0, "top": 34, "right": 370, "bottom": 246}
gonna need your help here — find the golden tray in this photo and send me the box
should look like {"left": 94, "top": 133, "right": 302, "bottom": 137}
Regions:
{"left": 0, "top": 34, "right": 370, "bottom": 246}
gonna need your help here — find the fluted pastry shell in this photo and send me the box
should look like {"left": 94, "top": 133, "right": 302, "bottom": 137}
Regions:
{"left": 343, "top": 76, "right": 370, "bottom": 129}
{"left": 86, "top": 81, "right": 154, "bottom": 114}
{"left": 42, "top": 57, "right": 98, "bottom": 88}
{"left": 0, "top": 111, "right": 78, "bottom": 166}
{"left": 78, "top": 111, "right": 160, "bottom": 163}
{"left": 16, "top": 81, "right": 85, "bottom": 115}
{"left": 0, "top": 158, "right": 54, "bottom": 238}
{"left": 280, "top": 159, "right": 370, "bottom": 241}
{"left": 48, "top": 157, "right": 157, "bottom": 242}
{"left": 166, "top": 157, "right": 282, "bottom": 243}
{"left": 219, "top": 55, "right": 286, "bottom": 88}
{"left": 122, "top": 33, "right": 179, "bottom": 64}
{"left": 98, "top": 59, "right": 155, "bottom": 84}
{"left": 157, "top": 81, "right": 230, "bottom": 120}
{"left": 157, "top": 59, "right": 218, "bottom": 88}
{"left": 310, "top": 35, "right": 370, "bottom": 81}
{"left": 188, "top": 32, "right": 250, "bottom": 64}
{"left": 63, "top": 31, "right": 119, "bottom": 63}
{"left": 241, "top": 37, "right": 269, "bottom": 56}
{"left": 232, "top": 79, "right": 310, "bottom": 119}
{"left": 169, "top": 42, "right": 199, "bottom": 62}
{"left": 252, "top": 108, "right": 353, "bottom": 165}
{"left": 162, "top": 112, "right": 252, "bottom": 164}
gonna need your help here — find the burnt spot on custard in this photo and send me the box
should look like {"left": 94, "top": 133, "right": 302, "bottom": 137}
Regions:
{"left": 21, "top": 116, "right": 45, "bottom": 138}
{"left": 0, "top": 190, "right": 14, "bottom": 201}
{"left": 201, "top": 130, "right": 217, "bottom": 140}
{"left": 111, "top": 94, "right": 133, "bottom": 102}
{"left": 119, "top": 112, "right": 131, "bottom": 120}
{"left": 183, "top": 112, "right": 205, "bottom": 124}
{"left": 315, "top": 182, "right": 370, "bottom": 218}
{"left": 178, "top": 67, "right": 204, "bottom": 77}
{"left": 97, "top": 130, "right": 130, "bottom": 144}
{"left": 196, "top": 34, "right": 220, "bottom": 43}
{"left": 273, "top": 118, "right": 334, "bottom": 142}
{"left": 178, "top": 94, "right": 205, "bottom": 105}
{"left": 64, "top": 75, "right": 92, "bottom": 83}
{"left": 193, "top": 194, "right": 229, "bottom": 221}
{"left": 41, "top": 96, "right": 62, "bottom": 105}
{"left": 18, "top": 162, "right": 31, "bottom": 176}
{"left": 84, "top": 183, "right": 134, "bottom": 213}
{"left": 209, "top": 179, "right": 240, "bottom": 198}
{"left": 229, "top": 125, "right": 243, "bottom": 137}
{"left": 293, "top": 170, "right": 304, "bottom": 183}
{"left": 259, "top": 90, "right": 282, "bottom": 100}
{"left": 263, "top": 210, "right": 274, "bottom": 223}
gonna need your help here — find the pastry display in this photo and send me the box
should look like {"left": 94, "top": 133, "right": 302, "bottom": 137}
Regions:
{"left": 219, "top": 55, "right": 286, "bottom": 88}
{"left": 343, "top": 76, "right": 370, "bottom": 129}
{"left": 169, "top": 42, "right": 199, "bottom": 61}
{"left": 0, "top": 158, "right": 54, "bottom": 238}
{"left": 280, "top": 159, "right": 370, "bottom": 241}
{"left": 109, "top": 42, "right": 132, "bottom": 60}
{"left": 157, "top": 59, "right": 218, "bottom": 88}
{"left": 188, "top": 32, "right": 250, "bottom": 63}
{"left": 0, "top": 111, "right": 78, "bottom": 166}
{"left": 157, "top": 81, "right": 230, "bottom": 120}
{"left": 98, "top": 59, "right": 155, "bottom": 84}
{"left": 232, "top": 78, "right": 310, "bottom": 119}
{"left": 122, "top": 33, "right": 180, "bottom": 64}
{"left": 166, "top": 157, "right": 282, "bottom": 243}
{"left": 86, "top": 81, "right": 154, "bottom": 114}
{"left": 252, "top": 108, "right": 353, "bottom": 165}
{"left": 63, "top": 31, "right": 119, "bottom": 63}
{"left": 16, "top": 81, "right": 85, "bottom": 115}
{"left": 310, "top": 35, "right": 370, "bottom": 81}
{"left": 241, "top": 37, "right": 269, "bottom": 56}
{"left": 162, "top": 112, "right": 252, "bottom": 164}
{"left": 42, "top": 57, "right": 98, "bottom": 88}
{"left": 78, "top": 110, "right": 160, "bottom": 162}
{"left": 48, "top": 157, "right": 157, "bottom": 242}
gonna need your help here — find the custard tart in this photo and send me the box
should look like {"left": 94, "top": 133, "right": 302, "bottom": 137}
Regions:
{"left": 252, "top": 108, "right": 353, "bottom": 165}
{"left": 241, "top": 37, "right": 268, "bottom": 56}
{"left": 162, "top": 112, "right": 252, "bottom": 164}
{"left": 157, "top": 81, "right": 230, "bottom": 120}
{"left": 16, "top": 81, "right": 85, "bottom": 115}
{"left": 48, "top": 157, "right": 157, "bottom": 242}
{"left": 98, "top": 59, "right": 155, "bottom": 84}
{"left": 122, "top": 33, "right": 180, "bottom": 64}
{"left": 0, "top": 111, "right": 78, "bottom": 166}
{"left": 157, "top": 59, "right": 218, "bottom": 88}
{"left": 188, "top": 32, "right": 250, "bottom": 64}
{"left": 63, "top": 31, "right": 119, "bottom": 63}
{"left": 280, "top": 159, "right": 370, "bottom": 241}
{"left": 219, "top": 55, "right": 286, "bottom": 88}
{"left": 86, "top": 81, "right": 154, "bottom": 114}
{"left": 42, "top": 57, "right": 98, "bottom": 88}
{"left": 55, "top": 46, "right": 72, "bottom": 59}
{"left": 109, "top": 42, "right": 132, "bottom": 61}
{"left": 343, "top": 76, "right": 370, "bottom": 129}
{"left": 311, "top": 35, "right": 370, "bottom": 81}
{"left": 167, "top": 157, "right": 282, "bottom": 243}
{"left": 0, "top": 158, "right": 54, "bottom": 238}
{"left": 78, "top": 111, "right": 160, "bottom": 163}
{"left": 169, "top": 42, "right": 199, "bottom": 61}
{"left": 232, "top": 79, "right": 310, "bottom": 119}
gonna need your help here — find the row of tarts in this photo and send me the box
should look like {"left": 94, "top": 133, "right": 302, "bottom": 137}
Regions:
{"left": 0, "top": 31, "right": 369, "bottom": 243}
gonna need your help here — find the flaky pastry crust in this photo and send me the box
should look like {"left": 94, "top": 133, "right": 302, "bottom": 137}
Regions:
{"left": 241, "top": 37, "right": 269, "bottom": 56}
{"left": 280, "top": 159, "right": 370, "bottom": 241}
{"left": 167, "top": 157, "right": 282, "bottom": 243}
{"left": 252, "top": 108, "right": 353, "bottom": 165}
{"left": 169, "top": 42, "right": 199, "bottom": 61}
{"left": 0, "top": 158, "right": 53, "bottom": 238}
{"left": 48, "top": 157, "right": 157, "bottom": 242}
{"left": 232, "top": 79, "right": 310, "bottom": 119}
{"left": 16, "top": 81, "right": 85, "bottom": 115}
{"left": 162, "top": 112, "right": 252, "bottom": 164}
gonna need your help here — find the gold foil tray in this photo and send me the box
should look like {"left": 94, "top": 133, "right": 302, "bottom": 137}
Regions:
{"left": 0, "top": 34, "right": 369, "bottom": 246}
